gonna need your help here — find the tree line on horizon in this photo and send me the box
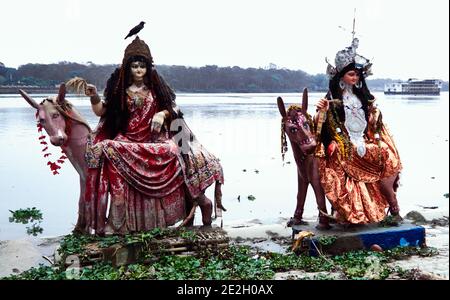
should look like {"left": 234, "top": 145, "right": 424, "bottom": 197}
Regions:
{"left": 0, "top": 61, "right": 448, "bottom": 93}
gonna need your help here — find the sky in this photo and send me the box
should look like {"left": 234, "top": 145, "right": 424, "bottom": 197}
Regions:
{"left": 0, "top": 0, "right": 449, "bottom": 80}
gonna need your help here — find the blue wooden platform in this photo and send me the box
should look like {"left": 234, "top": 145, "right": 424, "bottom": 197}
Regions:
{"left": 291, "top": 222, "right": 426, "bottom": 256}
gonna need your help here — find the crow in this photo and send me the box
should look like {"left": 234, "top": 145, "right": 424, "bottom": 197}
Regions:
{"left": 124, "top": 21, "right": 145, "bottom": 39}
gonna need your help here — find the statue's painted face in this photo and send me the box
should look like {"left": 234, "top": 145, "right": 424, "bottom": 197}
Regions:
{"left": 342, "top": 69, "right": 360, "bottom": 86}
{"left": 130, "top": 61, "right": 147, "bottom": 82}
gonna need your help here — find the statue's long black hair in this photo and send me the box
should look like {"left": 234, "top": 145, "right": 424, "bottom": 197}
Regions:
{"left": 321, "top": 63, "right": 375, "bottom": 154}
{"left": 102, "top": 55, "right": 180, "bottom": 139}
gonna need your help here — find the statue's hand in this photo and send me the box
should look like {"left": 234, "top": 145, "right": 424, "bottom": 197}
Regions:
{"left": 369, "top": 107, "right": 380, "bottom": 127}
{"left": 85, "top": 84, "right": 97, "bottom": 97}
{"left": 151, "top": 111, "right": 166, "bottom": 133}
{"left": 92, "top": 143, "right": 103, "bottom": 159}
{"left": 316, "top": 98, "right": 329, "bottom": 112}
{"left": 327, "top": 142, "right": 337, "bottom": 157}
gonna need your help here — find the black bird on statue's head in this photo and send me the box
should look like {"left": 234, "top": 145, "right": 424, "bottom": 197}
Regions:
{"left": 124, "top": 21, "right": 145, "bottom": 39}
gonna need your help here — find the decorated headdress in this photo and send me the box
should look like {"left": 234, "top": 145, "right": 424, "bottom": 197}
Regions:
{"left": 325, "top": 37, "right": 373, "bottom": 79}
{"left": 122, "top": 36, "right": 153, "bottom": 66}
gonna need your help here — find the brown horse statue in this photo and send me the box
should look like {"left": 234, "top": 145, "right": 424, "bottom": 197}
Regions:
{"left": 19, "top": 83, "right": 224, "bottom": 234}
{"left": 277, "top": 88, "right": 331, "bottom": 230}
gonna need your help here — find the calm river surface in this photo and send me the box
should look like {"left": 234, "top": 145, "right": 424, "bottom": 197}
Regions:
{"left": 0, "top": 92, "right": 448, "bottom": 240}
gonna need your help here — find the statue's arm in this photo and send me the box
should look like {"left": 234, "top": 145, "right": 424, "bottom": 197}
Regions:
{"left": 85, "top": 84, "right": 106, "bottom": 117}
{"left": 91, "top": 99, "right": 106, "bottom": 117}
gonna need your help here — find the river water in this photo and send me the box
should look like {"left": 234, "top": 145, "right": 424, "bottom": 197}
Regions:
{"left": 0, "top": 92, "right": 448, "bottom": 240}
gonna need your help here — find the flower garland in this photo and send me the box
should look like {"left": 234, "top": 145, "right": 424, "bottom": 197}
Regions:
{"left": 327, "top": 106, "right": 352, "bottom": 160}
{"left": 35, "top": 112, "right": 68, "bottom": 175}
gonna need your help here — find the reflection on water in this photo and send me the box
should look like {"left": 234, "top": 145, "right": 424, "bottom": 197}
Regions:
{"left": 0, "top": 92, "right": 449, "bottom": 240}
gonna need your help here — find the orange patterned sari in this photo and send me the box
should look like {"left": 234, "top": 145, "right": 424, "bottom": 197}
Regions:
{"left": 317, "top": 103, "right": 402, "bottom": 224}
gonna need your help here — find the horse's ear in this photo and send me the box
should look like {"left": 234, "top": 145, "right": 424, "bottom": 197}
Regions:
{"left": 19, "top": 89, "right": 39, "bottom": 109}
{"left": 301, "top": 88, "right": 308, "bottom": 114}
{"left": 277, "top": 97, "right": 287, "bottom": 118}
{"left": 57, "top": 83, "right": 66, "bottom": 104}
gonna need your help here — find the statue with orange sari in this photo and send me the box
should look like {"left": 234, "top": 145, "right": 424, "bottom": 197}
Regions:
{"left": 315, "top": 37, "right": 402, "bottom": 224}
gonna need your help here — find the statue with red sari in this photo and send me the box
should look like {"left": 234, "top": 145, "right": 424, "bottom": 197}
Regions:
{"left": 80, "top": 36, "right": 225, "bottom": 235}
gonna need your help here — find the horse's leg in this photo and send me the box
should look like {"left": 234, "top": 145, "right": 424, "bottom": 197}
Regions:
{"left": 182, "top": 190, "right": 195, "bottom": 227}
{"left": 196, "top": 193, "right": 213, "bottom": 227}
{"left": 310, "top": 159, "right": 332, "bottom": 230}
{"left": 73, "top": 177, "right": 87, "bottom": 234}
{"left": 104, "top": 164, "right": 127, "bottom": 235}
{"left": 287, "top": 170, "right": 308, "bottom": 227}
{"left": 379, "top": 172, "right": 401, "bottom": 219}
{"left": 311, "top": 181, "right": 332, "bottom": 230}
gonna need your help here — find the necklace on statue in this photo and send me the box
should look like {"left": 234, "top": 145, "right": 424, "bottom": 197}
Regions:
{"left": 129, "top": 84, "right": 146, "bottom": 109}
{"left": 132, "top": 94, "right": 144, "bottom": 109}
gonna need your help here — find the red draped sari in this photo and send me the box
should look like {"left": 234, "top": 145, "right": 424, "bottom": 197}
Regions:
{"left": 84, "top": 89, "right": 186, "bottom": 234}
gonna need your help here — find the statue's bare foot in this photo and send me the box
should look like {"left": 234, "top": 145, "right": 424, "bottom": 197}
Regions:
{"left": 103, "top": 223, "right": 127, "bottom": 236}
{"left": 104, "top": 224, "right": 115, "bottom": 236}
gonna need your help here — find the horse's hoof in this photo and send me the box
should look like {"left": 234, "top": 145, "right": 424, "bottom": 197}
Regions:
{"left": 287, "top": 217, "right": 308, "bottom": 227}
{"left": 200, "top": 224, "right": 212, "bottom": 230}
{"left": 184, "top": 221, "right": 194, "bottom": 228}
{"left": 315, "top": 223, "right": 332, "bottom": 230}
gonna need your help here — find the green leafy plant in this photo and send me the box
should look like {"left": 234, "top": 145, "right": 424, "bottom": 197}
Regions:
{"left": 378, "top": 215, "right": 401, "bottom": 227}
{"left": 179, "top": 229, "right": 197, "bottom": 241}
{"left": 2, "top": 230, "right": 440, "bottom": 281}
{"left": 316, "top": 235, "right": 337, "bottom": 246}
{"left": 9, "top": 207, "right": 42, "bottom": 223}
{"left": 8, "top": 207, "right": 44, "bottom": 236}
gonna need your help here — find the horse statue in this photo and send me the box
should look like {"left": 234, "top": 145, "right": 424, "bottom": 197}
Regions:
{"left": 19, "top": 83, "right": 223, "bottom": 234}
{"left": 19, "top": 84, "right": 91, "bottom": 233}
{"left": 277, "top": 88, "right": 331, "bottom": 230}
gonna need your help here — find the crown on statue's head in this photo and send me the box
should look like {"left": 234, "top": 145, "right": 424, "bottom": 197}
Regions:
{"left": 122, "top": 36, "right": 153, "bottom": 65}
{"left": 326, "top": 38, "right": 372, "bottom": 79}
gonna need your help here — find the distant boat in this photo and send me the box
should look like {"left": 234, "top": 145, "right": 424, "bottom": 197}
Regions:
{"left": 384, "top": 79, "right": 442, "bottom": 95}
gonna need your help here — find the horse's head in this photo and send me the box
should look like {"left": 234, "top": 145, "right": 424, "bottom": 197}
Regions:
{"left": 20, "top": 84, "right": 70, "bottom": 146}
{"left": 278, "top": 88, "right": 317, "bottom": 156}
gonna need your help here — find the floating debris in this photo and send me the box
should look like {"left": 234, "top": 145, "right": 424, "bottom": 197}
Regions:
{"left": 254, "top": 169, "right": 259, "bottom": 174}
{"left": 419, "top": 205, "right": 438, "bottom": 209}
